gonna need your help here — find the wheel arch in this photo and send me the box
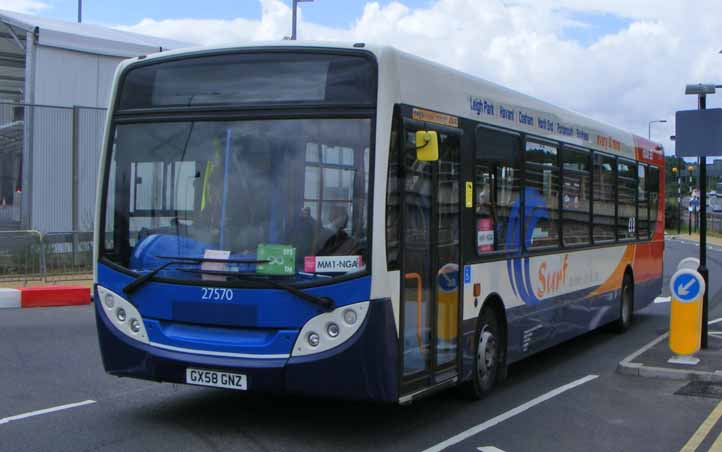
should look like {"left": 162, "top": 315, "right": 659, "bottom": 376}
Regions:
{"left": 479, "top": 292, "right": 508, "bottom": 366}
{"left": 624, "top": 264, "right": 635, "bottom": 309}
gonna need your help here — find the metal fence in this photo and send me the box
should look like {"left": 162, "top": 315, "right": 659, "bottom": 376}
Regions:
{"left": 678, "top": 209, "right": 722, "bottom": 235}
{"left": 0, "top": 230, "right": 93, "bottom": 283}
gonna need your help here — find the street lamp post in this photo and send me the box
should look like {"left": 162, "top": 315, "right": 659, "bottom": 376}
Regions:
{"left": 684, "top": 83, "right": 717, "bottom": 348}
{"left": 291, "top": 0, "right": 314, "bottom": 40}
{"left": 648, "top": 119, "right": 667, "bottom": 140}
{"left": 78, "top": 0, "right": 82, "bottom": 23}
{"left": 672, "top": 166, "right": 681, "bottom": 234}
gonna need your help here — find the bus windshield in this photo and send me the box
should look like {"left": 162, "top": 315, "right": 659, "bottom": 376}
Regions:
{"left": 101, "top": 118, "right": 371, "bottom": 284}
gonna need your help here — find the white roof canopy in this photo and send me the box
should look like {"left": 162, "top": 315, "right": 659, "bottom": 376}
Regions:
{"left": 0, "top": 9, "right": 190, "bottom": 58}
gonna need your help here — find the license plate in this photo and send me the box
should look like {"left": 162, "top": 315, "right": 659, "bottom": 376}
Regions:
{"left": 185, "top": 368, "right": 247, "bottom": 390}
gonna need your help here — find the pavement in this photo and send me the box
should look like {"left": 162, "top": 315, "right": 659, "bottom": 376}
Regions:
{"left": 0, "top": 274, "right": 93, "bottom": 289}
{"left": 1, "top": 237, "right": 722, "bottom": 452}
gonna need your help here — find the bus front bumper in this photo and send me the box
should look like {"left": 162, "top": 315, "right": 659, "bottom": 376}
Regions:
{"left": 95, "top": 298, "right": 399, "bottom": 402}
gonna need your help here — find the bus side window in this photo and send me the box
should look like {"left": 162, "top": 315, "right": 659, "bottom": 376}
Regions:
{"left": 637, "top": 164, "right": 649, "bottom": 239}
{"left": 525, "top": 141, "right": 560, "bottom": 249}
{"left": 561, "top": 147, "right": 591, "bottom": 246}
{"left": 648, "top": 165, "right": 660, "bottom": 237}
{"left": 474, "top": 126, "right": 522, "bottom": 254}
{"left": 593, "top": 153, "right": 617, "bottom": 243}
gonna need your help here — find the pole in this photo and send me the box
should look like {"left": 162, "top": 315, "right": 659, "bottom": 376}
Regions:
{"left": 291, "top": 0, "right": 298, "bottom": 40}
{"left": 78, "top": 0, "right": 82, "bottom": 23}
{"left": 678, "top": 160, "right": 682, "bottom": 234}
{"left": 698, "top": 94, "right": 709, "bottom": 349}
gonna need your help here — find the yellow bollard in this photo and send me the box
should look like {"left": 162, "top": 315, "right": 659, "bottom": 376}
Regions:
{"left": 669, "top": 268, "right": 705, "bottom": 364}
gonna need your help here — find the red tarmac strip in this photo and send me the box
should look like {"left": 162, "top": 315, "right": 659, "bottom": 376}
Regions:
{"left": 18, "top": 286, "right": 91, "bottom": 308}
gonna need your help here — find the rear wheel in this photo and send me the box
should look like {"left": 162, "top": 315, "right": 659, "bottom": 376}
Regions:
{"left": 461, "top": 308, "right": 503, "bottom": 400}
{"left": 614, "top": 274, "right": 634, "bottom": 333}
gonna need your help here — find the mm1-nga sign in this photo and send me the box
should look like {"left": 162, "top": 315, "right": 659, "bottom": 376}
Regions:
{"left": 675, "top": 108, "right": 722, "bottom": 157}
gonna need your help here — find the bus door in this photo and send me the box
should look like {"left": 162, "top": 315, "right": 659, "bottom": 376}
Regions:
{"left": 399, "top": 119, "right": 462, "bottom": 392}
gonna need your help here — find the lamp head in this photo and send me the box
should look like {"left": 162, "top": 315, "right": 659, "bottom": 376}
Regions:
{"left": 685, "top": 84, "right": 717, "bottom": 95}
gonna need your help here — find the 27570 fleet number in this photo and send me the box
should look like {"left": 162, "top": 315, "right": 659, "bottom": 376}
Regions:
{"left": 201, "top": 287, "right": 234, "bottom": 301}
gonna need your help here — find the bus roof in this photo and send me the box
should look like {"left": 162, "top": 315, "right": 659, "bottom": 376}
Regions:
{"left": 119, "top": 41, "right": 663, "bottom": 163}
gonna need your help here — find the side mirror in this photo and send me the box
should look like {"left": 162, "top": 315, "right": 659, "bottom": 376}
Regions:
{"left": 416, "top": 131, "right": 439, "bottom": 161}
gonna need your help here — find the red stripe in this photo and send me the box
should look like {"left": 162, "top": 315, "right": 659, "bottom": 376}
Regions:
{"left": 19, "top": 286, "right": 91, "bottom": 308}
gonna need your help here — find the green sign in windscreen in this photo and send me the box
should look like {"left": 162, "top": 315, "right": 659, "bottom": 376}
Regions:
{"left": 256, "top": 244, "right": 296, "bottom": 276}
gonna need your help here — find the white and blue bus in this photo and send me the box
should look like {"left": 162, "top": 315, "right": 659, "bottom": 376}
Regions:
{"left": 94, "top": 43, "right": 664, "bottom": 403}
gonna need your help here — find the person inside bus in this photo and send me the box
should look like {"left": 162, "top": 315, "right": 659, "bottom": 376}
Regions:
{"left": 318, "top": 205, "right": 356, "bottom": 256}
{"left": 289, "top": 206, "right": 319, "bottom": 263}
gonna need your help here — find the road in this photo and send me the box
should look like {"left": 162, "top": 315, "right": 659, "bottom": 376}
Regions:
{"left": 1, "top": 237, "right": 722, "bottom": 452}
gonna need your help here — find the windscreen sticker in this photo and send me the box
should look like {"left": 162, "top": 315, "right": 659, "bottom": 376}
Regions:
{"left": 256, "top": 244, "right": 295, "bottom": 276}
{"left": 305, "top": 256, "right": 364, "bottom": 273}
{"left": 202, "top": 249, "right": 231, "bottom": 281}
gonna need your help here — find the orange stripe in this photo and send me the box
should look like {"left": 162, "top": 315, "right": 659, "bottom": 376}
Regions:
{"left": 588, "top": 244, "right": 635, "bottom": 297}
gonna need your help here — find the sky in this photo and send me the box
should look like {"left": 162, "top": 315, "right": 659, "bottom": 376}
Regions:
{"left": 5, "top": 0, "right": 722, "bottom": 155}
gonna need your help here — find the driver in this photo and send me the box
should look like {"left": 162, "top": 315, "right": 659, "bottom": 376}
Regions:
{"left": 318, "top": 205, "right": 356, "bottom": 255}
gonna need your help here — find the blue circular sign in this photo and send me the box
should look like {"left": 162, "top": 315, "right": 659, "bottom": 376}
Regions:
{"left": 437, "top": 263, "right": 459, "bottom": 293}
{"left": 671, "top": 270, "right": 704, "bottom": 303}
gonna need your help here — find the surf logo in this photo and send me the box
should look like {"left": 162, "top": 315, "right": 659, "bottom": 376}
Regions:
{"left": 535, "top": 255, "right": 569, "bottom": 299}
{"left": 506, "top": 188, "right": 549, "bottom": 305}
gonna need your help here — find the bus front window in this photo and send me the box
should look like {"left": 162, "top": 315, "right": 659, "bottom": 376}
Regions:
{"left": 102, "top": 118, "right": 371, "bottom": 283}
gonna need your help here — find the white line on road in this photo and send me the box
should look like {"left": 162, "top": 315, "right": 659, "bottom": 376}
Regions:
{"left": 420, "top": 375, "right": 598, "bottom": 452}
{"left": 0, "top": 400, "right": 96, "bottom": 426}
{"left": 654, "top": 296, "right": 672, "bottom": 304}
{"left": 477, "top": 447, "right": 506, "bottom": 452}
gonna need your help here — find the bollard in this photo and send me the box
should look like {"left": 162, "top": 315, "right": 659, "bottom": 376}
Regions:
{"left": 678, "top": 257, "right": 700, "bottom": 271}
{"left": 669, "top": 268, "right": 705, "bottom": 365}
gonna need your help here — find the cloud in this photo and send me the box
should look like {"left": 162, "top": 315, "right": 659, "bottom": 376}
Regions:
{"left": 118, "top": 0, "right": 722, "bottom": 154}
{"left": 2, "top": 0, "right": 48, "bottom": 14}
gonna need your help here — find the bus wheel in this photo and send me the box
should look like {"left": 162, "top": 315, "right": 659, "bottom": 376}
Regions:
{"left": 614, "top": 274, "right": 634, "bottom": 333}
{"left": 462, "top": 308, "right": 501, "bottom": 400}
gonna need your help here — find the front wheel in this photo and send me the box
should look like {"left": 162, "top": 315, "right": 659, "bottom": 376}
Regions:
{"left": 613, "top": 275, "right": 634, "bottom": 333}
{"left": 461, "top": 308, "right": 503, "bottom": 400}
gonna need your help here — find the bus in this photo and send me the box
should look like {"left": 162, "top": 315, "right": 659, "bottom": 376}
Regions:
{"left": 94, "top": 43, "right": 664, "bottom": 404}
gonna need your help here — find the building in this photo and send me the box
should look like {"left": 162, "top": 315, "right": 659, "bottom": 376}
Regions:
{"left": 0, "top": 10, "right": 189, "bottom": 231}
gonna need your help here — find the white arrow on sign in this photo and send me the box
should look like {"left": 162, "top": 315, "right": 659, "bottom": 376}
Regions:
{"left": 677, "top": 278, "right": 697, "bottom": 297}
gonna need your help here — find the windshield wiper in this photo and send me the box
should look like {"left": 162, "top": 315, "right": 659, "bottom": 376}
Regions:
{"left": 178, "top": 269, "right": 334, "bottom": 311}
{"left": 123, "top": 257, "right": 269, "bottom": 295}
{"left": 155, "top": 256, "right": 270, "bottom": 265}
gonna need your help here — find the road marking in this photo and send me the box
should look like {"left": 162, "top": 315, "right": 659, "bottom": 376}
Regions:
{"left": 709, "top": 424, "right": 722, "bottom": 452}
{"left": 420, "top": 375, "right": 598, "bottom": 452}
{"left": 681, "top": 399, "right": 722, "bottom": 452}
{"left": 0, "top": 400, "right": 96, "bottom": 426}
{"left": 654, "top": 296, "right": 672, "bottom": 304}
{"left": 477, "top": 447, "right": 506, "bottom": 452}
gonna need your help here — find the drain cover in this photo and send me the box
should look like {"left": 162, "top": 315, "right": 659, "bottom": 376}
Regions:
{"left": 675, "top": 381, "right": 722, "bottom": 399}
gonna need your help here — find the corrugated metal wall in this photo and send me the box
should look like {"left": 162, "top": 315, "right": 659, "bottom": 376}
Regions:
{"left": 0, "top": 102, "right": 107, "bottom": 234}
{"left": 31, "top": 105, "right": 73, "bottom": 233}
{"left": 77, "top": 108, "right": 106, "bottom": 231}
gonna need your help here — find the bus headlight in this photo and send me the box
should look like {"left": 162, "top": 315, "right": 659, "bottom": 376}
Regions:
{"left": 307, "top": 332, "right": 321, "bottom": 347}
{"left": 104, "top": 293, "right": 115, "bottom": 309}
{"left": 343, "top": 309, "right": 357, "bottom": 325}
{"left": 96, "top": 286, "right": 149, "bottom": 345}
{"left": 326, "top": 322, "right": 340, "bottom": 338}
{"left": 292, "top": 301, "right": 369, "bottom": 357}
{"left": 130, "top": 318, "right": 142, "bottom": 334}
